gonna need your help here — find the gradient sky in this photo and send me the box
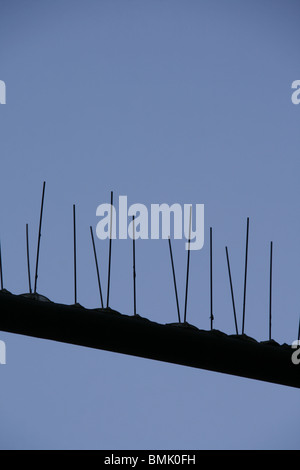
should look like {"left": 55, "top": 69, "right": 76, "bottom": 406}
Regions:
{"left": 0, "top": 0, "right": 300, "bottom": 450}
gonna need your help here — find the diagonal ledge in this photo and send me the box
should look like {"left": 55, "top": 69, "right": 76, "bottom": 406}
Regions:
{"left": 0, "top": 290, "right": 299, "bottom": 389}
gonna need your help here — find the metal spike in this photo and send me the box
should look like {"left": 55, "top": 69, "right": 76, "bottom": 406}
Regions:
{"left": 90, "top": 225, "right": 104, "bottom": 308}
{"left": 242, "top": 217, "right": 249, "bottom": 335}
{"left": 0, "top": 240, "right": 3, "bottom": 290}
{"left": 269, "top": 241, "right": 273, "bottom": 341}
{"left": 168, "top": 236, "right": 181, "bottom": 323}
{"left": 225, "top": 246, "right": 239, "bottom": 335}
{"left": 132, "top": 215, "right": 137, "bottom": 316}
{"left": 210, "top": 227, "right": 214, "bottom": 330}
{"left": 184, "top": 206, "right": 192, "bottom": 324}
{"left": 26, "top": 224, "right": 32, "bottom": 294}
{"left": 34, "top": 181, "right": 46, "bottom": 294}
{"left": 106, "top": 191, "right": 113, "bottom": 308}
{"left": 73, "top": 204, "right": 77, "bottom": 304}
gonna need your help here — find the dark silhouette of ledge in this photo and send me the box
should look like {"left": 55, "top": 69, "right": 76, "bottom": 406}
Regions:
{"left": 0, "top": 290, "right": 299, "bottom": 389}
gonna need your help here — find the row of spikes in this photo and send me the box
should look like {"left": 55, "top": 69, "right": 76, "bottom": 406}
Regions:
{"left": 0, "top": 181, "right": 299, "bottom": 343}
{"left": 169, "top": 219, "right": 275, "bottom": 339}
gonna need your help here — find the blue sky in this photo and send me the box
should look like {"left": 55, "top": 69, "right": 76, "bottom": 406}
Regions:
{"left": 0, "top": 0, "right": 300, "bottom": 449}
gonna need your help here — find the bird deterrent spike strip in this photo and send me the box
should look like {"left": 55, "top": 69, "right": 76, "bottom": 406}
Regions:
{"left": 0, "top": 182, "right": 299, "bottom": 389}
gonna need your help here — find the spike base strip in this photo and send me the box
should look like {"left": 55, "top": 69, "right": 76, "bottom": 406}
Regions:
{"left": 0, "top": 291, "right": 299, "bottom": 389}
